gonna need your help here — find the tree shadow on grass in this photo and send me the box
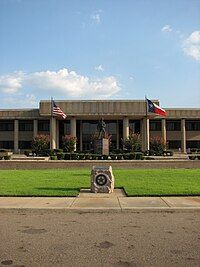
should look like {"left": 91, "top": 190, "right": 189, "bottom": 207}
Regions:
{"left": 69, "top": 173, "right": 89, "bottom": 177}
{"left": 35, "top": 187, "right": 80, "bottom": 192}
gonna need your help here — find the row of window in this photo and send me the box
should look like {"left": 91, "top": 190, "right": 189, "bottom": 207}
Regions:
{"left": 150, "top": 120, "right": 200, "bottom": 131}
{"left": 0, "top": 141, "right": 32, "bottom": 149}
{"left": 0, "top": 120, "right": 200, "bottom": 132}
{"left": 168, "top": 140, "right": 200, "bottom": 149}
{"left": 0, "top": 120, "right": 50, "bottom": 132}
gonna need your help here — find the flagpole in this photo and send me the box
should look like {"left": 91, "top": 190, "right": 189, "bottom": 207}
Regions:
{"left": 145, "top": 95, "right": 147, "bottom": 118}
{"left": 51, "top": 96, "right": 53, "bottom": 119}
{"left": 144, "top": 95, "right": 149, "bottom": 153}
{"left": 50, "top": 96, "right": 53, "bottom": 150}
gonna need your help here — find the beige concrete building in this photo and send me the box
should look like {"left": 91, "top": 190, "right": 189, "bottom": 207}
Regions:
{"left": 0, "top": 100, "right": 200, "bottom": 153}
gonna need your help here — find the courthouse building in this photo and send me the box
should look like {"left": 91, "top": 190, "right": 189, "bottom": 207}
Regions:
{"left": 0, "top": 99, "right": 200, "bottom": 153}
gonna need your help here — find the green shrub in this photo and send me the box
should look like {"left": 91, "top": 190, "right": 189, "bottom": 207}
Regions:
{"left": 54, "top": 149, "right": 63, "bottom": 153}
{"left": 150, "top": 136, "right": 166, "bottom": 156}
{"left": 24, "top": 150, "right": 32, "bottom": 157}
{"left": 102, "top": 155, "right": 108, "bottom": 160}
{"left": 64, "top": 153, "right": 71, "bottom": 160}
{"left": 129, "top": 153, "right": 135, "bottom": 160}
{"left": 50, "top": 155, "right": 57, "bottom": 160}
{"left": 84, "top": 154, "right": 92, "bottom": 160}
{"left": 163, "top": 150, "right": 173, "bottom": 156}
{"left": 32, "top": 134, "right": 50, "bottom": 156}
{"left": 4, "top": 155, "right": 11, "bottom": 160}
{"left": 123, "top": 133, "right": 141, "bottom": 152}
{"left": 0, "top": 156, "right": 3, "bottom": 160}
{"left": 91, "top": 154, "right": 99, "bottom": 160}
{"left": 189, "top": 155, "right": 197, "bottom": 160}
{"left": 135, "top": 152, "right": 144, "bottom": 160}
{"left": 122, "top": 153, "right": 129, "bottom": 160}
{"left": 78, "top": 154, "right": 85, "bottom": 160}
{"left": 110, "top": 154, "right": 117, "bottom": 160}
{"left": 62, "top": 135, "right": 77, "bottom": 153}
{"left": 57, "top": 153, "right": 65, "bottom": 160}
{"left": 71, "top": 153, "right": 79, "bottom": 160}
{"left": 116, "top": 154, "right": 123, "bottom": 160}
{"left": 197, "top": 155, "right": 200, "bottom": 160}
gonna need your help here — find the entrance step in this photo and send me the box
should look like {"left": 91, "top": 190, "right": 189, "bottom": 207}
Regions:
{"left": 78, "top": 188, "right": 126, "bottom": 198}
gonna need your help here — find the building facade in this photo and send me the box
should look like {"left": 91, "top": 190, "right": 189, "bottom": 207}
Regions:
{"left": 0, "top": 100, "right": 200, "bottom": 153}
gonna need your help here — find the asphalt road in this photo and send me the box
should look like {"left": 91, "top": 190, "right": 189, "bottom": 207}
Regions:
{"left": 0, "top": 210, "right": 199, "bottom": 267}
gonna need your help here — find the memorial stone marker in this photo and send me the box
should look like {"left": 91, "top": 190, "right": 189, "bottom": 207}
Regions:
{"left": 91, "top": 166, "right": 115, "bottom": 193}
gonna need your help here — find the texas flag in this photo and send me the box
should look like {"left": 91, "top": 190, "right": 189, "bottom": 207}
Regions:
{"left": 146, "top": 98, "right": 167, "bottom": 117}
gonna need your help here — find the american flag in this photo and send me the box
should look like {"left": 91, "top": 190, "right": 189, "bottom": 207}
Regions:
{"left": 52, "top": 100, "right": 67, "bottom": 119}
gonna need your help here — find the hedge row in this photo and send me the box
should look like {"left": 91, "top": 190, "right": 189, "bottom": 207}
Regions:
{"left": 0, "top": 155, "right": 11, "bottom": 160}
{"left": 50, "top": 152, "right": 144, "bottom": 161}
{"left": 188, "top": 155, "right": 200, "bottom": 160}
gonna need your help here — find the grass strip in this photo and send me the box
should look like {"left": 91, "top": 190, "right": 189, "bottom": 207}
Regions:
{"left": 0, "top": 169, "right": 199, "bottom": 197}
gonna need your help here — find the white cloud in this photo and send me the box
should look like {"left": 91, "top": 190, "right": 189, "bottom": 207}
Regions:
{"left": 91, "top": 13, "right": 100, "bottom": 24}
{"left": 3, "top": 94, "right": 37, "bottom": 108}
{"left": 186, "top": 31, "right": 200, "bottom": 44}
{"left": 90, "top": 10, "right": 103, "bottom": 24}
{"left": 0, "top": 68, "right": 120, "bottom": 99}
{"left": 183, "top": 31, "right": 200, "bottom": 61}
{"left": 0, "top": 71, "right": 24, "bottom": 93}
{"left": 95, "top": 65, "right": 104, "bottom": 71}
{"left": 161, "top": 25, "right": 172, "bottom": 32}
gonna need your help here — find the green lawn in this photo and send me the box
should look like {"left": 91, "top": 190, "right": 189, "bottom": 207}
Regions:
{"left": 0, "top": 169, "right": 199, "bottom": 197}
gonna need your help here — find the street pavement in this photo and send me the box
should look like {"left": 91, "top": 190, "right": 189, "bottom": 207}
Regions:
{"left": 0, "top": 189, "right": 200, "bottom": 211}
{"left": 0, "top": 209, "right": 200, "bottom": 267}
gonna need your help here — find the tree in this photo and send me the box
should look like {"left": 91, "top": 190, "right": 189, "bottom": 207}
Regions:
{"left": 62, "top": 135, "right": 77, "bottom": 153}
{"left": 150, "top": 136, "right": 166, "bottom": 155}
{"left": 123, "top": 133, "right": 141, "bottom": 152}
{"left": 32, "top": 134, "right": 50, "bottom": 156}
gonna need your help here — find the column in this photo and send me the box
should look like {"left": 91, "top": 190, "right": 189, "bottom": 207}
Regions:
{"left": 161, "top": 119, "right": 167, "bottom": 149}
{"left": 56, "top": 120, "right": 59, "bottom": 149}
{"left": 142, "top": 117, "right": 149, "bottom": 151}
{"left": 70, "top": 117, "right": 76, "bottom": 151}
{"left": 33, "top": 119, "right": 38, "bottom": 138}
{"left": 123, "top": 117, "right": 129, "bottom": 140}
{"left": 80, "top": 120, "right": 83, "bottom": 151}
{"left": 14, "top": 119, "right": 19, "bottom": 153}
{"left": 50, "top": 117, "right": 57, "bottom": 150}
{"left": 116, "top": 120, "right": 119, "bottom": 149}
{"left": 181, "top": 118, "right": 186, "bottom": 153}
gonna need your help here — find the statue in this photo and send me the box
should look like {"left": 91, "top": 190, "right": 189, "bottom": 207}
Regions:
{"left": 93, "top": 118, "right": 109, "bottom": 155}
{"left": 97, "top": 118, "right": 106, "bottom": 139}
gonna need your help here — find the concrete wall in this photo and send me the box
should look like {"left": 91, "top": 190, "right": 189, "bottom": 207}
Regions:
{"left": 39, "top": 100, "right": 159, "bottom": 117}
{"left": 0, "top": 160, "right": 199, "bottom": 169}
{"left": 0, "top": 131, "right": 14, "bottom": 141}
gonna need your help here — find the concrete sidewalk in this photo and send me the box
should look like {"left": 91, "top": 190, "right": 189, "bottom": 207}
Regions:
{"left": 0, "top": 189, "right": 200, "bottom": 211}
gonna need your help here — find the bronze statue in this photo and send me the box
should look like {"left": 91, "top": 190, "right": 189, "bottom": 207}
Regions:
{"left": 97, "top": 118, "right": 106, "bottom": 139}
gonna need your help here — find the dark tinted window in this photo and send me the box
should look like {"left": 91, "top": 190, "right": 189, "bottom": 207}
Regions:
{"left": 186, "top": 140, "right": 200, "bottom": 149}
{"left": 0, "top": 141, "right": 14, "bottom": 149}
{"left": 150, "top": 120, "right": 161, "bottom": 131}
{"left": 38, "top": 120, "right": 50, "bottom": 132}
{"left": 0, "top": 120, "right": 14, "bottom": 131}
{"left": 167, "top": 120, "right": 181, "bottom": 131}
{"left": 168, "top": 140, "right": 181, "bottom": 149}
{"left": 186, "top": 120, "right": 200, "bottom": 131}
{"left": 19, "top": 141, "right": 32, "bottom": 149}
{"left": 129, "top": 120, "right": 140, "bottom": 134}
{"left": 19, "top": 120, "right": 33, "bottom": 131}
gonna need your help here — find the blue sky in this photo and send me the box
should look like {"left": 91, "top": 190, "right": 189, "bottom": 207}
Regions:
{"left": 0, "top": 0, "right": 199, "bottom": 108}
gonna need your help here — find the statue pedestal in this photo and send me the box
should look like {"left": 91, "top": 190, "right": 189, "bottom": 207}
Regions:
{"left": 94, "top": 138, "right": 109, "bottom": 155}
